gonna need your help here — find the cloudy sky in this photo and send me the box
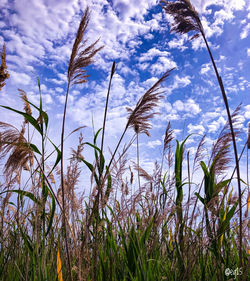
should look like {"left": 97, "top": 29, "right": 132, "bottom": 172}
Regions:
{"left": 0, "top": 0, "right": 249, "bottom": 186}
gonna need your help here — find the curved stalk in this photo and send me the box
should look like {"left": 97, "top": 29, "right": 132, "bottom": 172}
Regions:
{"left": 60, "top": 81, "right": 72, "bottom": 281}
{"left": 201, "top": 30, "right": 242, "bottom": 268}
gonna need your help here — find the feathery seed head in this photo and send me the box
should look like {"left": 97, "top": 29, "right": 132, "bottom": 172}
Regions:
{"left": 0, "top": 44, "right": 10, "bottom": 91}
{"left": 68, "top": 7, "right": 104, "bottom": 85}
{"left": 164, "top": 122, "right": 174, "bottom": 151}
{"left": 18, "top": 89, "right": 32, "bottom": 118}
{"left": 161, "top": 0, "right": 203, "bottom": 39}
{"left": 126, "top": 68, "right": 174, "bottom": 136}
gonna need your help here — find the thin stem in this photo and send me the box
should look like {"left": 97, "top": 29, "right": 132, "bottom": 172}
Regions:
{"left": 93, "top": 62, "right": 115, "bottom": 281}
{"left": 136, "top": 133, "right": 141, "bottom": 190}
{"left": 185, "top": 151, "right": 191, "bottom": 226}
{"left": 100, "top": 62, "right": 115, "bottom": 157}
{"left": 60, "top": 81, "right": 72, "bottom": 281}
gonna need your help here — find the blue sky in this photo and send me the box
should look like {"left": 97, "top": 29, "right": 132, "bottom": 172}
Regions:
{"left": 0, "top": 0, "right": 249, "bottom": 187}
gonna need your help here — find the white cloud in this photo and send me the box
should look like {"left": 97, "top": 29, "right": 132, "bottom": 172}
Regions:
{"left": 9, "top": 70, "right": 31, "bottom": 85}
{"left": 55, "top": 87, "right": 64, "bottom": 93}
{"left": 151, "top": 57, "right": 177, "bottom": 75}
{"left": 173, "top": 98, "right": 201, "bottom": 116}
{"left": 200, "top": 63, "right": 211, "bottom": 75}
{"left": 203, "top": 111, "right": 220, "bottom": 120}
{"left": 170, "top": 75, "right": 191, "bottom": 92}
{"left": 185, "top": 99, "right": 201, "bottom": 115}
{"left": 191, "top": 0, "right": 245, "bottom": 14}
{"left": 244, "top": 105, "right": 250, "bottom": 119}
{"left": 111, "top": 0, "right": 157, "bottom": 21}
{"left": 191, "top": 36, "right": 205, "bottom": 50}
{"left": 207, "top": 116, "right": 226, "bottom": 133}
{"left": 168, "top": 34, "right": 188, "bottom": 51}
{"left": 138, "top": 47, "right": 170, "bottom": 63}
{"left": 147, "top": 139, "right": 162, "bottom": 148}
{"left": 187, "top": 123, "right": 205, "bottom": 134}
{"left": 240, "top": 23, "right": 250, "bottom": 39}
{"left": 173, "top": 100, "right": 184, "bottom": 111}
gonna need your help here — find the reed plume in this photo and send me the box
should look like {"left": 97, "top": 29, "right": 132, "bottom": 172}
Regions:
{"left": 67, "top": 7, "right": 103, "bottom": 85}
{"left": 0, "top": 44, "right": 10, "bottom": 91}
{"left": 163, "top": 122, "right": 174, "bottom": 152}
{"left": 192, "top": 134, "right": 206, "bottom": 174}
{"left": 160, "top": 121, "right": 174, "bottom": 179}
{"left": 18, "top": 89, "right": 32, "bottom": 118}
{"left": 126, "top": 69, "right": 174, "bottom": 136}
{"left": 0, "top": 122, "right": 33, "bottom": 181}
{"left": 210, "top": 105, "right": 241, "bottom": 177}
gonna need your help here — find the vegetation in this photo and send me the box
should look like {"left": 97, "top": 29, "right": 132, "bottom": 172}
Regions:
{"left": 0, "top": 2, "right": 249, "bottom": 281}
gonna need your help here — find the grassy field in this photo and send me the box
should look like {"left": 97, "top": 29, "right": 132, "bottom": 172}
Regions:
{"left": 0, "top": 1, "right": 249, "bottom": 281}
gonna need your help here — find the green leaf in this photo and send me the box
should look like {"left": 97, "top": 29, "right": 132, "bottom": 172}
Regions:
{"left": 47, "top": 138, "right": 61, "bottom": 175}
{"left": 41, "top": 111, "right": 49, "bottom": 130}
{"left": 24, "top": 98, "right": 49, "bottom": 130}
{"left": 195, "top": 192, "right": 205, "bottom": 205}
{"left": 0, "top": 106, "right": 42, "bottom": 134}
{"left": 213, "top": 179, "right": 230, "bottom": 197}
{"left": 84, "top": 141, "right": 105, "bottom": 175}
{"left": 28, "top": 143, "right": 42, "bottom": 155}
{"left": 19, "top": 227, "right": 33, "bottom": 253}
{"left": 104, "top": 167, "right": 112, "bottom": 202}
{"left": 200, "top": 161, "right": 209, "bottom": 177}
{"left": 80, "top": 159, "right": 99, "bottom": 185}
{"left": 94, "top": 128, "right": 102, "bottom": 145}
{"left": 200, "top": 161, "right": 214, "bottom": 203}
{"left": 0, "top": 190, "right": 40, "bottom": 204}
{"left": 218, "top": 200, "right": 238, "bottom": 236}
{"left": 139, "top": 217, "right": 153, "bottom": 247}
{"left": 37, "top": 76, "right": 41, "bottom": 91}
{"left": 45, "top": 188, "right": 56, "bottom": 237}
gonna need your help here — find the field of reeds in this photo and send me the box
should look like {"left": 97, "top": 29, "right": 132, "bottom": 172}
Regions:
{"left": 0, "top": 1, "right": 249, "bottom": 281}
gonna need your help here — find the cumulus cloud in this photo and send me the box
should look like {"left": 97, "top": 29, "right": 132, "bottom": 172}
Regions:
{"left": 207, "top": 116, "right": 226, "bottom": 133}
{"left": 150, "top": 57, "right": 177, "bottom": 75}
{"left": 187, "top": 123, "right": 205, "bottom": 135}
{"left": 138, "top": 48, "right": 170, "bottom": 63}
{"left": 111, "top": 0, "right": 157, "bottom": 21}
{"left": 9, "top": 70, "right": 31, "bottom": 85}
{"left": 173, "top": 98, "right": 201, "bottom": 116}
{"left": 244, "top": 105, "right": 250, "bottom": 119}
{"left": 200, "top": 63, "right": 211, "bottom": 75}
{"left": 240, "top": 23, "right": 250, "bottom": 39}
{"left": 168, "top": 34, "right": 188, "bottom": 51}
{"left": 147, "top": 139, "right": 162, "bottom": 148}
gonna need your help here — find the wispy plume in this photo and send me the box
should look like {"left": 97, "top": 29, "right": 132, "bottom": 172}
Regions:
{"left": 0, "top": 122, "right": 33, "bottom": 181}
{"left": 0, "top": 44, "right": 10, "bottom": 91}
{"left": 67, "top": 7, "right": 104, "bottom": 85}
{"left": 163, "top": 121, "right": 174, "bottom": 152}
{"left": 126, "top": 69, "right": 174, "bottom": 136}
{"left": 210, "top": 105, "right": 241, "bottom": 176}
{"left": 161, "top": 0, "right": 202, "bottom": 39}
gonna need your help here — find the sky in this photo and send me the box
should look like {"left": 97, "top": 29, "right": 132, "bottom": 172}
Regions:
{"left": 0, "top": 0, "right": 250, "bottom": 190}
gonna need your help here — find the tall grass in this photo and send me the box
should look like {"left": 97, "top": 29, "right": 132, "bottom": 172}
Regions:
{"left": 0, "top": 2, "right": 249, "bottom": 281}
